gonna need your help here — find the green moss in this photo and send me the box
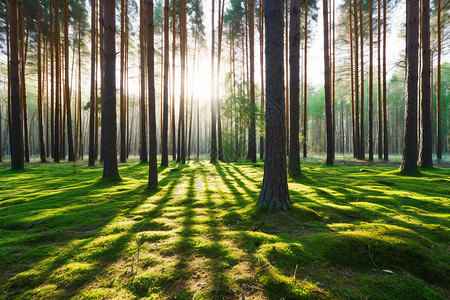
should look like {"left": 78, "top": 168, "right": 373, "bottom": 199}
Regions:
{"left": 0, "top": 159, "right": 448, "bottom": 299}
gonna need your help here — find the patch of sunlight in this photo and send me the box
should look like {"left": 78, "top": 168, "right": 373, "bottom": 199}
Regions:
{"left": 351, "top": 202, "right": 396, "bottom": 213}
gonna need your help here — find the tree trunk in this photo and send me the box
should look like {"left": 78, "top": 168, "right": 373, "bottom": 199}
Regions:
{"left": 285, "top": 0, "right": 289, "bottom": 156}
{"left": 258, "top": 0, "right": 291, "bottom": 210}
{"left": 179, "top": 0, "right": 186, "bottom": 164}
{"left": 383, "top": 0, "right": 388, "bottom": 161}
{"left": 259, "top": 0, "right": 265, "bottom": 160}
{"left": 353, "top": 0, "right": 359, "bottom": 159}
{"left": 161, "top": 0, "right": 169, "bottom": 166}
{"left": 78, "top": 25, "right": 82, "bottom": 158}
{"left": 210, "top": 0, "right": 217, "bottom": 163}
{"left": 9, "top": 0, "right": 24, "bottom": 170}
{"left": 102, "top": 0, "right": 119, "bottom": 179}
{"left": 120, "top": 0, "right": 126, "bottom": 163}
{"left": 419, "top": 0, "right": 432, "bottom": 167}
{"left": 146, "top": 0, "right": 158, "bottom": 186}
{"left": 359, "top": 0, "right": 364, "bottom": 160}
{"left": 248, "top": 0, "right": 257, "bottom": 163}
{"left": 323, "top": 0, "right": 333, "bottom": 165}
{"left": 64, "top": 0, "right": 74, "bottom": 162}
{"left": 217, "top": 0, "right": 225, "bottom": 161}
{"left": 400, "top": 0, "right": 419, "bottom": 173}
{"left": 436, "top": 0, "right": 441, "bottom": 159}
{"left": 54, "top": 0, "right": 60, "bottom": 162}
{"left": 37, "top": 0, "right": 46, "bottom": 162}
{"left": 349, "top": 0, "right": 355, "bottom": 157}
{"left": 171, "top": 0, "right": 176, "bottom": 161}
{"left": 368, "top": 0, "right": 373, "bottom": 161}
{"left": 288, "top": 0, "right": 301, "bottom": 176}
{"left": 88, "top": 0, "right": 96, "bottom": 166}
{"left": 19, "top": 3, "right": 29, "bottom": 163}
{"left": 303, "top": 0, "right": 307, "bottom": 158}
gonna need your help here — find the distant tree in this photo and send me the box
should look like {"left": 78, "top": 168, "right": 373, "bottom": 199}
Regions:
{"left": 419, "top": 0, "right": 432, "bottom": 167}
{"left": 368, "top": 0, "right": 373, "bottom": 161}
{"left": 323, "top": 0, "right": 333, "bottom": 165}
{"left": 288, "top": 0, "right": 301, "bottom": 176}
{"left": 102, "top": 0, "right": 119, "bottom": 179}
{"left": 64, "top": 0, "right": 75, "bottom": 162}
{"left": 400, "top": 0, "right": 419, "bottom": 173}
{"left": 257, "top": 0, "right": 291, "bottom": 210}
{"left": 54, "top": 0, "right": 60, "bottom": 163}
{"left": 9, "top": 0, "right": 24, "bottom": 170}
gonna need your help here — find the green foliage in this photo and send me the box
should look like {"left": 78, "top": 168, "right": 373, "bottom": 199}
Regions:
{"left": 0, "top": 159, "right": 448, "bottom": 298}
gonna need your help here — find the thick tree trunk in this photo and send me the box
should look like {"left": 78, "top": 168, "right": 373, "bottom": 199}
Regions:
{"left": 257, "top": 0, "right": 291, "bottom": 211}
{"left": 323, "top": 0, "right": 333, "bottom": 165}
{"left": 102, "top": 0, "right": 119, "bottom": 179}
{"left": 288, "top": 0, "right": 301, "bottom": 176}
{"left": 419, "top": 0, "right": 432, "bottom": 167}
{"left": 146, "top": 0, "right": 158, "bottom": 186}
{"left": 9, "top": 0, "right": 24, "bottom": 170}
{"left": 88, "top": 0, "right": 96, "bottom": 166}
{"left": 400, "top": 0, "right": 419, "bottom": 173}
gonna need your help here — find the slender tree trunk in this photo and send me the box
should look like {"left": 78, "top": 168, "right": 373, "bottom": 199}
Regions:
{"left": 171, "top": 0, "right": 176, "bottom": 161}
{"left": 78, "top": 25, "right": 82, "bottom": 158}
{"left": 377, "top": 0, "right": 382, "bottom": 159}
{"left": 37, "top": 0, "right": 46, "bottom": 162}
{"left": 349, "top": 1, "right": 356, "bottom": 157}
{"left": 303, "top": 0, "right": 308, "bottom": 158}
{"left": 259, "top": 0, "right": 265, "bottom": 160}
{"left": 436, "top": 0, "right": 441, "bottom": 159}
{"left": 188, "top": 38, "right": 197, "bottom": 159}
{"left": 88, "top": 0, "right": 96, "bottom": 166}
{"left": 217, "top": 0, "right": 225, "bottom": 161}
{"left": 248, "top": 0, "right": 257, "bottom": 163}
{"left": 288, "top": 0, "right": 301, "bottom": 176}
{"left": 332, "top": 0, "right": 336, "bottom": 159}
{"left": 120, "top": 0, "right": 126, "bottom": 162}
{"left": 103, "top": 0, "right": 119, "bottom": 179}
{"left": 258, "top": 0, "right": 290, "bottom": 210}
{"left": 54, "top": 0, "right": 60, "bottom": 162}
{"left": 353, "top": 0, "right": 359, "bottom": 159}
{"left": 179, "top": 0, "right": 186, "bottom": 164}
{"left": 359, "top": 0, "right": 364, "bottom": 159}
{"left": 210, "top": 0, "right": 217, "bottom": 163}
{"left": 19, "top": 2, "right": 29, "bottom": 163}
{"left": 146, "top": 0, "right": 157, "bottom": 186}
{"left": 400, "top": 0, "right": 419, "bottom": 173}
{"left": 64, "top": 0, "right": 74, "bottom": 161}
{"left": 161, "top": 0, "right": 169, "bottom": 166}
{"left": 383, "top": 0, "right": 388, "bottom": 161}
{"left": 324, "top": 0, "right": 333, "bottom": 165}
{"left": 9, "top": 0, "right": 24, "bottom": 170}
{"left": 50, "top": 3, "right": 54, "bottom": 159}
{"left": 99, "top": 0, "right": 105, "bottom": 162}
{"left": 285, "top": 0, "right": 289, "bottom": 156}
{"left": 368, "top": 0, "right": 373, "bottom": 161}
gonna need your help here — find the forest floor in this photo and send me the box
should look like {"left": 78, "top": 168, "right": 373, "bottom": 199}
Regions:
{"left": 0, "top": 158, "right": 448, "bottom": 299}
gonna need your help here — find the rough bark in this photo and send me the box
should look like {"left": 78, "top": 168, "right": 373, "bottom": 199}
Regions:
{"left": 147, "top": 0, "right": 158, "bottom": 186}
{"left": 248, "top": 0, "right": 257, "bottom": 163}
{"left": 102, "top": 0, "right": 119, "bottom": 179}
{"left": 419, "top": 0, "right": 432, "bottom": 167}
{"left": 257, "top": 0, "right": 291, "bottom": 211}
{"left": 210, "top": 0, "right": 217, "bottom": 163}
{"left": 400, "top": 0, "right": 419, "bottom": 173}
{"left": 288, "top": 0, "right": 301, "bottom": 176}
{"left": 88, "top": 0, "right": 96, "bottom": 166}
{"left": 9, "top": 0, "right": 24, "bottom": 170}
{"left": 323, "top": 0, "right": 333, "bottom": 165}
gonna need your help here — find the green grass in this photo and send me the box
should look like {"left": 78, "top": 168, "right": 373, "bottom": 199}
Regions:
{"left": 0, "top": 158, "right": 448, "bottom": 299}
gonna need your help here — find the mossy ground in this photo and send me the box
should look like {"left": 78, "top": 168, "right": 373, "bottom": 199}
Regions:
{"left": 0, "top": 158, "right": 448, "bottom": 299}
